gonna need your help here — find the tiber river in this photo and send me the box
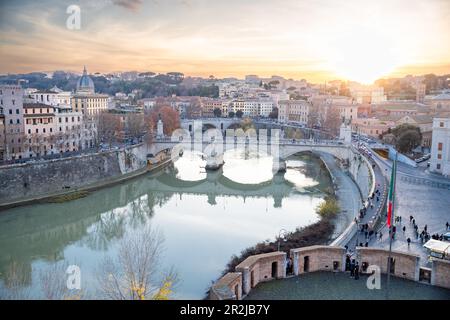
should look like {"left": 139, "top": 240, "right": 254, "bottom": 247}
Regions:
{"left": 0, "top": 149, "right": 332, "bottom": 299}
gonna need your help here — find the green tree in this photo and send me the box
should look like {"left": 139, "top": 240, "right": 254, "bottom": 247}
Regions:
{"left": 213, "top": 108, "right": 222, "bottom": 118}
{"left": 228, "top": 111, "right": 235, "bottom": 118}
{"left": 388, "top": 124, "right": 422, "bottom": 153}
{"left": 236, "top": 110, "right": 244, "bottom": 118}
{"left": 269, "top": 107, "right": 278, "bottom": 119}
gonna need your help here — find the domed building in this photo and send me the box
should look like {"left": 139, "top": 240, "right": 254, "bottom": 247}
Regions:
{"left": 71, "top": 66, "right": 108, "bottom": 117}
{"left": 76, "top": 66, "right": 95, "bottom": 94}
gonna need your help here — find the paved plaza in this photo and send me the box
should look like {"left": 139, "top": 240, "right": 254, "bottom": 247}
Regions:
{"left": 349, "top": 149, "right": 450, "bottom": 265}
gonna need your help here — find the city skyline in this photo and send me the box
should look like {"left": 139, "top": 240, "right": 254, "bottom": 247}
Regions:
{"left": 0, "top": 0, "right": 449, "bottom": 84}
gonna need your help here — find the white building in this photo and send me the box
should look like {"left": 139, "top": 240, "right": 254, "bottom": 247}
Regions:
{"left": 30, "top": 89, "right": 71, "bottom": 108}
{"left": 430, "top": 118, "right": 450, "bottom": 177}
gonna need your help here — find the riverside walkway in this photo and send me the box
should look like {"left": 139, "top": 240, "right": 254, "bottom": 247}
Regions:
{"left": 345, "top": 147, "right": 388, "bottom": 251}
{"left": 317, "top": 152, "right": 362, "bottom": 239}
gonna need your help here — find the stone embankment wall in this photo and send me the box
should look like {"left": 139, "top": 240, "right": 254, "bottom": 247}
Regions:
{"left": 0, "top": 143, "right": 150, "bottom": 206}
{"left": 209, "top": 245, "right": 450, "bottom": 300}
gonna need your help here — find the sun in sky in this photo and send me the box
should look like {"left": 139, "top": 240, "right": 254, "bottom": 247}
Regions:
{"left": 0, "top": 0, "right": 449, "bottom": 83}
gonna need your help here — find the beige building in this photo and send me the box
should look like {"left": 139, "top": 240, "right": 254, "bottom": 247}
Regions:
{"left": 352, "top": 117, "right": 394, "bottom": 137}
{"left": 278, "top": 100, "right": 310, "bottom": 124}
{"left": 425, "top": 93, "right": 450, "bottom": 113}
{"left": 71, "top": 67, "right": 108, "bottom": 116}
{"left": 349, "top": 84, "right": 386, "bottom": 104}
{"left": 23, "top": 103, "right": 87, "bottom": 158}
{"left": 201, "top": 98, "right": 223, "bottom": 117}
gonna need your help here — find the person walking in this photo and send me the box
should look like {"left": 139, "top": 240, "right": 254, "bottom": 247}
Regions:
{"left": 407, "top": 237, "right": 411, "bottom": 247}
{"left": 402, "top": 226, "right": 406, "bottom": 234}
{"left": 350, "top": 260, "right": 355, "bottom": 277}
{"left": 446, "top": 222, "right": 449, "bottom": 230}
{"left": 379, "top": 232, "right": 383, "bottom": 241}
{"left": 354, "top": 263, "right": 360, "bottom": 280}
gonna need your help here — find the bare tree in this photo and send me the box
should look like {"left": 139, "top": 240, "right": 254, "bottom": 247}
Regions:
{"left": 324, "top": 106, "right": 342, "bottom": 137}
{"left": 0, "top": 261, "right": 31, "bottom": 300}
{"left": 125, "top": 113, "right": 145, "bottom": 142}
{"left": 97, "top": 112, "right": 122, "bottom": 147}
{"left": 39, "top": 262, "right": 84, "bottom": 300}
{"left": 307, "top": 104, "right": 319, "bottom": 128}
{"left": 96, "top": 226, "right": 177, "bottom": 300}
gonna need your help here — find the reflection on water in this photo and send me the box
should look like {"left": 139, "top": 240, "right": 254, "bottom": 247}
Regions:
{"left": 223, "top": 149, "right": 273, "bottom": 184}
{"left": 0, "top": 150, "right": 332, "bottom": 299}
{"left": 285, "top": 159, "right": 320, "bottom": 192}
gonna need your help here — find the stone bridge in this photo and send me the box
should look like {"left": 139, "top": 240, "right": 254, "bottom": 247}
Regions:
{"left": 148, "top": 136, "right": 353, "bottom": 172}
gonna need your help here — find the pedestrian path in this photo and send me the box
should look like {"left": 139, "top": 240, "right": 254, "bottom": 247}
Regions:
{"left": 346, "top": 150, "right": 388, "bottom": 251}
{"left": 318, "top": 152, "right": 362, "bottom": 239}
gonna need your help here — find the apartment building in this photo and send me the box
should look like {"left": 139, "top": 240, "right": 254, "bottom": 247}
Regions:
{"left": 278, "top": 100, "right": 310, "bottom": 124}
{"left": 0, "top": 85, "right": 25, "bottom": 160}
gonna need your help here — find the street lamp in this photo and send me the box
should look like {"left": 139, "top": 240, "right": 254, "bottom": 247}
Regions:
{"left": 277, "top": 228, "right": 289, "bottom": 252}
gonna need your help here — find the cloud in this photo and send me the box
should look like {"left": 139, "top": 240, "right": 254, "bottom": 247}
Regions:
{"left": 112, "top": 0, "right": 143, "bottom": 12}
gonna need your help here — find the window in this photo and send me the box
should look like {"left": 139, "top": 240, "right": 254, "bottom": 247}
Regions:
{"left": 16, "top": 119, "right": 20, "bottom": 124}
{"left": 16, "top": 109, "right": 19, "bottom": 114}
{"left": 440, "top": 122, "right": 444, "bottom": 127}
{"left": 438, "top": 154, "right": 442, "bottom": 160}
{"left": 437, "top": 164, "right": 441, "bottom": 170}
{"left": 9, "top": 109, "right": 12, "bottom": 114}
{"left": 438, "top": 142, "right": 443, "bottom": 151}
{"left": 28, "top": 129, "right": 31, "bottom": 134}
{"left": 36, "top": 129, "right": 39, "bottom": 133}
{"left": 12, "top": 99, "right": 15, "bottom": 105}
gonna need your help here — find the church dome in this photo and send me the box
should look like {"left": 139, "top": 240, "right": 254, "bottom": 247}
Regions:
{"left": 76, "top": 66, "right": 95, "bottom": 94}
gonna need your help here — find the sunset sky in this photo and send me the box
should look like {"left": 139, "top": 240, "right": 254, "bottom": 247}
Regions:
{"left": 0, "top": 0, "right": 449, "bottom": 84}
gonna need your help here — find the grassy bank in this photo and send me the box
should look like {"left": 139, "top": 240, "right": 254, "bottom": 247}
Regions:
{"left": 44, "top": 190, "right": 90, "bottom": 203}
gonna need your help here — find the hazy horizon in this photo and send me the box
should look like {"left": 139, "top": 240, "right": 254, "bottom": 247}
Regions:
{"left": 1, "top": 0, "right": 449, "bottom": 84}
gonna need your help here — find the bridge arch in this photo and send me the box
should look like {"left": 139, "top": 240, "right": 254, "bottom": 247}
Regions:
{"left": 278, "top": 145, "right": 352, "bottom": 162}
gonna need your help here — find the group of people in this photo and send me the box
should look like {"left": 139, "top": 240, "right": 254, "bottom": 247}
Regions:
{"left": 408, "top": 215, "right": 432, "bottom": 245}
{"left": 345, "top": 255, "right": 360, "bottom": 280}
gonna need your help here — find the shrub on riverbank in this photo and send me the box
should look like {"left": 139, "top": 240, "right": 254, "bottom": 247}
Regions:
{"left": 315, "top": 196, "right": 340, "bottom": 218}
{"left": 45, "top": 191, "right": 89, "bottom": 203}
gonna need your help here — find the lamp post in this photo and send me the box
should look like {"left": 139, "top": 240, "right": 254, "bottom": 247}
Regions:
{"left": 277, "top": 228, "right": 289, "bottom": 252}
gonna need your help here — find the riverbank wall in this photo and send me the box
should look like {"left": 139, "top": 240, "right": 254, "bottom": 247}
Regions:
{"left": 209, "top": 245, "right": 450, "bottom": 300}
{"left": 0, "top": 143, "right": 160, "bottom": 209}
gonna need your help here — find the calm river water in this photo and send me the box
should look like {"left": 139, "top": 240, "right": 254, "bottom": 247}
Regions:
{"left": 0, "top": 149, "right": 332, "bottom": 299}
